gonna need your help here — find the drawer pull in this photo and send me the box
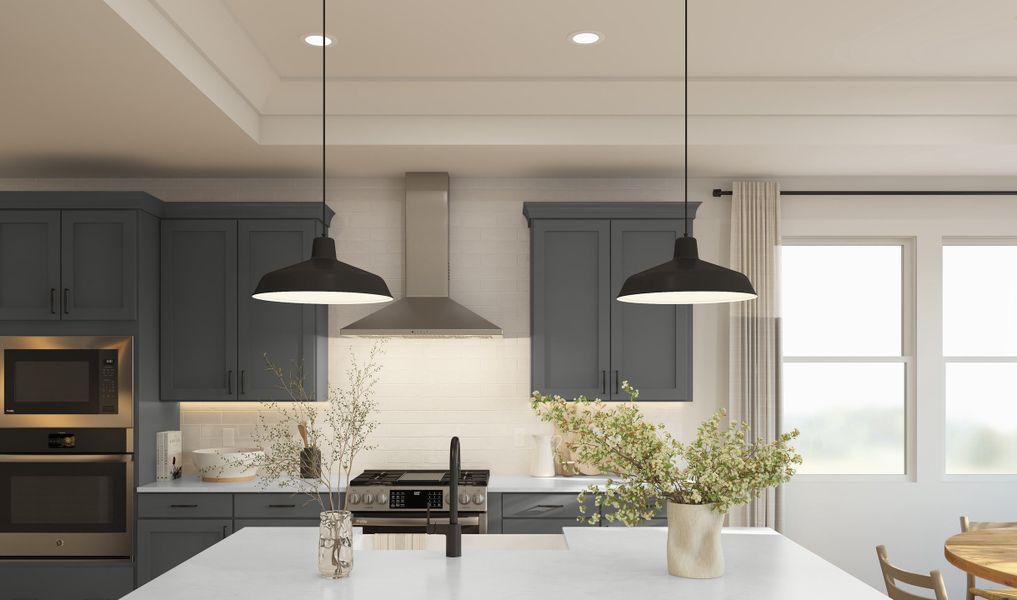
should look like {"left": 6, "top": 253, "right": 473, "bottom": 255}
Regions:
{"left": 169, "top": 504, "right": 199, "bottom": 508}
{"left": 519, "top": 504, "right": 566, "bottom": 516}
{"left": 268, "top": 504, "right": 296, "bottom": 508}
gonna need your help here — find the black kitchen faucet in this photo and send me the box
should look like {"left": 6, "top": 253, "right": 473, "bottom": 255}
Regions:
{"left": 426, "top": 436, "right": 462, "bottom": 558}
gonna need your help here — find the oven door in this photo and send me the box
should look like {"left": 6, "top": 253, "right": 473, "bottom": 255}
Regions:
{"left": 352, "top": 513, "right": 485, "bottom": 534}
{"left": 0, "top": 454, "right": 133, "bottom": 558}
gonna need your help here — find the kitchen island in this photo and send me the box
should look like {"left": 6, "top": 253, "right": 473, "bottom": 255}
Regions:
{"left": 124, "top": 526, "right": 885, "bottom": 599}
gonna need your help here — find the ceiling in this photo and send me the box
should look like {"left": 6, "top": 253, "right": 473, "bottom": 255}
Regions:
{"left": 2, "top": 0, "right": 1017, "bottom": 178}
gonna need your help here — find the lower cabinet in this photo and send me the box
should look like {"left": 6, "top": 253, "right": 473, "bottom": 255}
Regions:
{"left": 500, "top": 493, "right": 601, "bottom": 533}
{"left": 0, "top": 563, "right": 134, "bottom": 600}
{"left": 136, "top": 519, "right": 232, "bottom": 586}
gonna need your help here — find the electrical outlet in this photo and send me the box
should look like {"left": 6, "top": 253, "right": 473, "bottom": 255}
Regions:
{"left": 514, "top": 428, "right": 527, "bottom": 448}
{"left": 222, "top": 426, "right": 236, "bottom": 448}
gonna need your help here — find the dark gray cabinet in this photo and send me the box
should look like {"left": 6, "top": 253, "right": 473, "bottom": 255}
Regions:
{"left": 161, "top": 220, "right": 238, "bottom": 401}
{"left": 526, "top": 204, "right": 694, "bottom": 401}
{"left": 61, "top": 211, "right": 138, "bottom": 320}
{"left": 501, "top": 492, "right": 600, "bottom": 533}
{"left": 161, "top": 219, "right": 324, "bottom": 402}
{"left": 610, "top": 220, "right": 692, "bottom": 401}
{"left": 531, "top": 220, "right": 611, "bottom": 400}
{"left": 0, "top": 562, "right": 134, "bottom": 600}
{"left": 0, "top": 210, "right": 136, "bottom": 321}
{"left": 237, "top": 221, "right": 319, "bottom": 400}
{"left": 137, "top": 518, "right": 232, "bottom": 585}
{"left": 0, "top": 211, "right": 60, "bottom": 320}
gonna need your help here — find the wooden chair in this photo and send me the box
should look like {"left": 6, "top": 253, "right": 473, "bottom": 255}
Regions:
{"left": 959, "top": 516, "right": 1017, "bottom": 600}
{"left": 876, "top": 545, "right": 949, "bottom": 600}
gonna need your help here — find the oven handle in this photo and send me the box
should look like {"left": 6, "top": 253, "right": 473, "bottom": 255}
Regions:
{"left": 352, "top": 516, "right": 481, "bottom": 528}
{"left": 0, "top": 454, "right": 133, "bottom": 463}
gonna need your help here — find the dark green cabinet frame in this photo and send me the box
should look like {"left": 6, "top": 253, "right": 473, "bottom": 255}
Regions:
{"left": 524, "top": 202, "right": 698, "bottom": 402}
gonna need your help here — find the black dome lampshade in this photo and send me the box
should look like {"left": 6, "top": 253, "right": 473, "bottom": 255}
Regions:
{"left": 616, "top": 0, "right": 756, "bottom": 306}
{"left": 617, "top": 236, "right": 757, "bottom": 305}
{"left": 252, "top": 0, "right": 393, "bottom": 306}
{"left": 253, "top": 237, "right": 393, "bottom": 305}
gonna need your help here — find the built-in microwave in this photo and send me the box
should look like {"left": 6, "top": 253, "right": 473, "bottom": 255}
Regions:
{"left": 0, "top": 337, "right": 132, "bottom": 428}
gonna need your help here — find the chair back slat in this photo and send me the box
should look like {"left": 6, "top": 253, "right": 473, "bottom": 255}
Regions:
{"left": 876, "top": 545, "right": 949, "bottom": 600}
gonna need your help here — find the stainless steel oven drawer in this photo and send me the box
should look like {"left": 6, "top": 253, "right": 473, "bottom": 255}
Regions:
{"left": 138, "top": 493, "right": 232, "bottom": 519}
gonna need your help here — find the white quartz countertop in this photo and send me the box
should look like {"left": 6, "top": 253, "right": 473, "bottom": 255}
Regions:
{"left": 137, "top": 474, "right": 608, "bottom": 494}
{"left": 124, "top": 526, "right": 884, "bottom": 600}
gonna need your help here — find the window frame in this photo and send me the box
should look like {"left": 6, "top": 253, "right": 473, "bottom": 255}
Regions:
{"left": 942, "top": 237, "right": 1017, "bottom": 479}
{"left": 780, "top": 237, "right": 917, "bottom": 482}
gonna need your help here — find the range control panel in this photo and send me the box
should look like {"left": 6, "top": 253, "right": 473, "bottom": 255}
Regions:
{"left": 347, "top": 485, "right": 487, "bottom": 512}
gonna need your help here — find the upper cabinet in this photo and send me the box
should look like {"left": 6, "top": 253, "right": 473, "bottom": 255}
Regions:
{"left": 525, "top": 203, "right": 696, "bottom": 402}
{"left": 161, "top": 219, "right": 325, "bottom": 402}
{"left": 0, "top": 210, "right": 136, "bottom": 320}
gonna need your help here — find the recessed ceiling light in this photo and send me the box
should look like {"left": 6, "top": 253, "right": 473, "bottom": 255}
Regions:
{"left": 569, "top": 31, "right": 602, "bottom": 45}
{"left": 303, "top": 34, "right": 333, "bottom": 47}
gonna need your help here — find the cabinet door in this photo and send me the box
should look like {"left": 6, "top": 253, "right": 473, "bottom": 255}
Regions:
{"left": 0, "top": 211, "right": 60, "bottom": 320}
{"left": 531, "top": 220, "right": 611, "bottom": 399}
{"left": 137, "top": 519, "right": 232, "bottom": 585}
{"left": 61, "top": 211, "right": 137, "bottom": 320}
{"left": 237, "top": 220, "right": 318, "bottom": 400}
{"left": 161, "top": 221, "right": 238, "bottom": 401}
{"left": 610, "top": 220, "right": 692, "bottom": 401}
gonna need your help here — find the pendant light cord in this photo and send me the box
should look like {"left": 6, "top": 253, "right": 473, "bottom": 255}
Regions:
{"left": 683, "top": 0, "right": 689, "bottom": 238}
{"left": 321, "top": 0, "right": 328, "bottom": 236}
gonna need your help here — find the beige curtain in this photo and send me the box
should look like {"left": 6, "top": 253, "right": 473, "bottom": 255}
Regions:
{"left": 728, "top": 181, "right": 782, "bottom": 528}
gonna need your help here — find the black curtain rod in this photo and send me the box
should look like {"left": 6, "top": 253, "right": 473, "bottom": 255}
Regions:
{"left": 712, "top": 188, "right": 1017, "bottom": 198}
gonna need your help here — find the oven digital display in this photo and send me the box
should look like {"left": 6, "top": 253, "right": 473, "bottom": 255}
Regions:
{"left": 390, "top": 489, "right": 442, "bottom": 509}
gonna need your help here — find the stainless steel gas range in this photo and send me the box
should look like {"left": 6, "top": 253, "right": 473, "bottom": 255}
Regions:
{"left": 348, "top": 469, "right": 489, "bottom": 534}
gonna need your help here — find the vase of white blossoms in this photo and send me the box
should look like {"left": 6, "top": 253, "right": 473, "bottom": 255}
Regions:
{"left": 530, "top": 382, "right": 802, "bottom": 578}
{"left": 227, "top": 344, "right": 384, "bottom": 579}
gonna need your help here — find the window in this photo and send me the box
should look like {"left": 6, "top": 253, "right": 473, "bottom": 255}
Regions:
{"left": 781, "top": 242, "right": 911, "bottom": 475}
{"left": 944, "top": 243, "right": 1017, "bottom": 474}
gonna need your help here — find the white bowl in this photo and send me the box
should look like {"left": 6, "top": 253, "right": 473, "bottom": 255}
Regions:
{"left": 192, "top": 447, "right": 264, "bottom": 482}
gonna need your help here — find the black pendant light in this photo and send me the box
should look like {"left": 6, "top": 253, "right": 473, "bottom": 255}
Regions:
{"left": 616, "top": 0, "right": 756, "bottom": 305}
{"left": 253, "top": 0, "right": 393, "bottom": 305}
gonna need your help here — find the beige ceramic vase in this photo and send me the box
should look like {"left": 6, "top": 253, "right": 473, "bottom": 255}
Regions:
{"left": 666, "top": 502, "right": 725, "bottom": 578}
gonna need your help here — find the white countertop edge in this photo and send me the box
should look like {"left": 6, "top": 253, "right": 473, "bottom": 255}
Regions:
{"left": 137, "top": 474, "right": 611, "bottom": 494}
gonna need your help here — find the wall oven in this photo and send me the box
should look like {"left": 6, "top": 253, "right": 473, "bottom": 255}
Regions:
{"left": 0, "top": 428, "right": 134, "bottom": 558}
{"left": 0, "top": 336, "right": 132, "bottom": 428}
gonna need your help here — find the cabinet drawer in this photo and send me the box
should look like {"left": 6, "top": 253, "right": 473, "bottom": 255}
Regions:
{"left": 138, "top": 493, "right": 233, "bottom": 518}
{"left": 502, "top": 518, "right": 598, "bottom": 534}
{"left": 502, "top": 493, "right": 597, "bottom": 521}
{"left": 234, "top": 494, "right": 324, "bottom": 519}
{"left": 235, "top": 518, "right": 321, "bottom": 531}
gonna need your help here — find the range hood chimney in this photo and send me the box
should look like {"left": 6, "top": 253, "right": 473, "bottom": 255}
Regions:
{"left": 340, "top": 173, "right": 502, "bottom": 337}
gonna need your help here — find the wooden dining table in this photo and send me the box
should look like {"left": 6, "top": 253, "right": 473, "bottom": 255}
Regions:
{"left": 945, "top": 526, "right": 1017, "bottom": 588}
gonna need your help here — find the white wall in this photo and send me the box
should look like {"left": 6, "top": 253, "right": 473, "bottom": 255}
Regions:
{"left": 779, "top": 189, "right": 1017, "bottom": 598}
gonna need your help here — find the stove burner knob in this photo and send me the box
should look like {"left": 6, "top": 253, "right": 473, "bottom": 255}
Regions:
{"left": 376, "top": 492, "right": 388, "bottom": 504}
{"left": 459, "top": 493, "right": 471, "bottom": 505}
{"left": 472, "top": 493, "right": 485, "bottom": 505}
{"left": 348, "top": 493, "right": 361, "bottom": 505}
{"left": 362, "top": 493, "right": 374, "bottom": 505}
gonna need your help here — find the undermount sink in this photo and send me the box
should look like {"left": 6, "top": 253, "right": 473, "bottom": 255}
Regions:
{"left": 356, "top": 533, "right": 568, "bottom": 551}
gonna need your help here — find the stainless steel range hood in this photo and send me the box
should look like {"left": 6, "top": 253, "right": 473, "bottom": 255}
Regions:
{"left": 340, "top": 173, "right": 502, "bottom": 337}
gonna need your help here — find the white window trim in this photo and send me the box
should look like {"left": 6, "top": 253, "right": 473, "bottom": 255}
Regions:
{"left": 942, "top": 237, "right": 1017, "bottom": 479}
{"left": 780, "top": 237, "right": 917, "bottom": 482}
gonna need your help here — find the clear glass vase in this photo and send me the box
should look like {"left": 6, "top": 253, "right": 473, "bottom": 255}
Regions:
{"left": 318, "top": 510, "right": 353, "bottom": 578}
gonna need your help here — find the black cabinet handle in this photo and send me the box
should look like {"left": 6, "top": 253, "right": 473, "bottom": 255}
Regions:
{"left": 222, "top": 525, "right": 228, "bottom": 539}
{"left": 240, "top": 370, "right": 246, "bottom": 395}
{"left": 519, "top": 504, "right": 565, "bottom": 516}
{"left": 169, "top": 504, "right": 198, "bottom": 508}
{"left": 615, "top": 370, "right": 620, "bottom": 395}
{"left": 268, "top": 504, "right": 296, "bottom": 508}
{"left": 49, "top": 288, "right": 56, "bottom": 314}
{"left": 227, "top": 370, "right": 233, "bottom": 395}
{"left": 601, "top": 370, "right": 606, "bottom": 394}
{"left": 62, "top": 288, "right": 69, "bottom": 314}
